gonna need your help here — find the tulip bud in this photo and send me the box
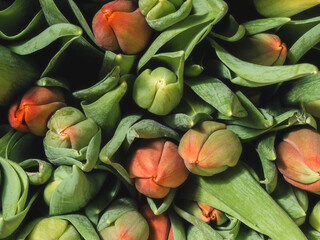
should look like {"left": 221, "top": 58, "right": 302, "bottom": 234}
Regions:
{"left": 178, "top": 121, "right": 242, "bottom": 176}
{"left": 127, "top": 138, "right": 189, "bottom": 198}
{"left": 139, "top": 0, "right": 192, "bottom": 31}
{"left": 8, "top": 86, "right": 66, "bottom": 136}
{"left": 310, "top": 201, "right": 320, "bottom": 232}
{"left": 133, "top": 67, "right": 183, "bottom": 115}
{"left": 276, "top": 128, "right": 320, "bottom": 191}
{"left": 99, "top": 211, "right": 149, "bottom": 240}
{"left": 92, "top": 0, "right": 152, "bottom": 54}
{"left": 140, "top": 204, "right": 173, "bottom": 240}
{"left": 254, "top": 0, "right": 320, "bottom": 17}
{"left": 182, "top": 201, "right": 227, "bottom": 225}
{"left": 26, "top": 218, "right": 81, "bottom": 240}
{"left": 227, "top": 33, "right": 287, "bottom": 66}
{"left": 304, "top": 99, "right": 320, "bottom": 118}
{"left": 44, "top": 107, "right": 99, "bottom": 151}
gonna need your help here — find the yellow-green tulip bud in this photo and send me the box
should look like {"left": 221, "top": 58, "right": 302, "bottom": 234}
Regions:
{"left": 310, "top": 201, "right": 320, "bottom": 231}
{"left": 133, "top": 67, "right": 183, "bottom": 115}
{"left": 27, "top": 218, "right": 80, "bottom": 240}
{"left": 254, "top": 0, "right": 320, "bottom": 17}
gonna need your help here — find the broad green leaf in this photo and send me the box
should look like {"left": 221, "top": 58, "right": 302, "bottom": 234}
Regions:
{"left": 0, "top": 157, "right": 21, "bottom": 219}
{"left": 257, "top": 134, "right": 277, "bottom": 160}
{"left": 124, "top": 119, "right": 180, "bottom": 150}
{"left": 209, "top": 38, "right": 318, "bottom": 85}
{"left": 100, "top": 113, "right": 143, "bottom": 164}
{"left": 168, "top": 209, "right": 186, "bottom": 240}
{"left": 218, "top": 91, "right": 273, "bottom": 129}
{"left": 210, "top": 15, "right": 246, "bottom": 42}
{"left": 288, "top": 23, "right": 320, "bottom": 63}
{"left": 185, "top": 76, "right": 247, "bottom": 117}
{"left": 138, "top": 0, "right": 228, "bottom": 70}
{"left": 19, "top": 159, "right": 53, "bottom": 185}
{"left": 36, "top": 77, "right": 70, "bottom": 90}
{"left": 8, "top": 23, "right": 82, "bottom": 55}
{"left": 243, "top": 17, "right": 291, "bottom": 35}
{"left": 57, "top": 214, "right": 100, "bottom": 240}
{"left": 73, "top": 66, "right": 121, "bottom": 102}
{"left": 180, "top": 162, "right": 308, "bottom": 240}
{"left": 0, "top": 126, "right": 14, "bottom": 158}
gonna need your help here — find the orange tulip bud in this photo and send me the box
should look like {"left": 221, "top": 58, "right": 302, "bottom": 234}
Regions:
{"left": 276, "top": 128, "right": 320, "bottom": 191}
{"left": 92, "top": 0, "right": 152, "bottom": 54}
{"left": 127, "top": 138, "right": 189, "bottom": 198}
{"left": 8, "top": 86, "right": 66, "bottom": 136}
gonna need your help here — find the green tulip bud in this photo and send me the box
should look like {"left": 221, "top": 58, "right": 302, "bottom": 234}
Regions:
{"left": 226, "top": 33, "right": 287, "bottom": 66}
{"left": 43, "top": 107, "right": 101, "bottom": 172}
{"left": 310, "top": 201, "right": 320, "bottom": 231}
{"left": 45, "top": 107, "right": 99, "bottom": 151}
{"left": 26, "top": 218, "right": 81, "bottom": 240}
{"left": 133, "top": 67, "right": 183, "bottom": 115}
{"left": 254, "top": 0, "right": 320, "bottom": 17}
{"left": 43, "top": 165, "right": 106, "bottom": 215}
{"left": 139, "top": 0, "right": 192, "bottom": 31}
{"left": 99, "top": 211, "right": 149, "bottom": 240}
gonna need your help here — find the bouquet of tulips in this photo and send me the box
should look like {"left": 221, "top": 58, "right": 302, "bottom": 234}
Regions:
{"left": 0, "top": 0, "right": 320, "bottom": 239}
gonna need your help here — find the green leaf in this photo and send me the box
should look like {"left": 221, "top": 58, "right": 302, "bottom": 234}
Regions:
{"left": 288, "top": 23, "right": 320, "bottom": 63}
{"left": 168, "top": 209, "right": 186, "bottom": 240}
{"left": 186, "top": 76, "right": 247, "bottom": 117}
{"left": 243, "top": 17, "right": 291, "bottom": 35}
{"left": 174, "top": 204, "right": 223, "bottom": 240}
{"left": 56, "top": 214, "right": 100, "bottom": 240}
{"left": 147, "top": 189, "right": 177, "bottom": 215}
{"left": 19, "top": 159, "right": 53, "bottom": 185}
{"left": 8, "top": 23, "right": 82, "bottom": 55}
{"left": 124, "top": 119, "right": 180, "bottom": 150}
{"left": 180, "top": 162, "right": 308, "bottom": 239}
{"left": 209, "top": 38, "right": 318, "bottom": 85}
{"left": 138, "top": 0, "right": 228, "bottom": 70}
{"left": 100, "top": 113, "right": 143, "bottom": 164}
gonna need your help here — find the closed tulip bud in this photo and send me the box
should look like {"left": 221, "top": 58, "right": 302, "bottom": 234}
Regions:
{"left": 92, "top": 0, "right": 152, "bottom": 54}
{"left": 178, "top": 121, "right": 242, "bottom": 176}
{"left": 254, "top": 0, "right": 320, "bottom": 17}
{"left": 8, "top": 86, "right": 66, "bottom": 136}
{"left": 227, "top": 33, "right": 287, "bottom": 66}
{"left": 44, "top": 107, "right": 99, "bottom": 151}
{"left": 197, "top": 202, "right": 228, "bottom": 226}
{"left": 139, "top": 0, "right": 192, "bottom": 31}
{"left": 310, "top": 201, "right": 320, "bottom": 231}
{"left": 99, "top": 211, "right": 149, "bottom": 240}
{"left": 133, "top": 67, "right": 183, "bottom": 115}
{"left": 276, "top": 128, "right": 320, "bottom": 192}
{"left": 304, "top": 99, "right": 320, "bottom": 118}
{"left": 127, "top": 138, "right": 189, "bottom": 198}
{"left": 26, "top": 218, "right": 81, "bottom": 240}
{"left": 140, "top": 204, "right": 173, "bottom": 240}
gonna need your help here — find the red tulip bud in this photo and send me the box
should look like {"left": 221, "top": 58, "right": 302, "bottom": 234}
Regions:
{"left": 8, "top": 86, "right": 66, "bottom": 136}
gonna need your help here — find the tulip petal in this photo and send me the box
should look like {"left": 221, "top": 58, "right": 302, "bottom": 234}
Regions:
{"left": 156, "top": 141, "right": 189, "bottom": 188}
{"left": 108, "top": 9, "right": 152, "bottom": 54}
{"left": 140, "top": 205, "right": 171, "bottom": 240}
{"left": 99, "top": 226, "right": 118, "bottom": 240}
{"left": 134, "top": 177, "right": 170, "bottom": 199}
{"left": 128, "top": 139, "right": 163, "bottom": 179}
{"left": 277, "top": 141, "right": 320, "bottom": 184}
{"left": 115, "top": 211, "right": 149, "bottom": 240}
{"left": 284, "top": 129, "right": 320, "bottom": 173}
{"left": 198, "top": 129, "right": 242, "bottom": 168}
